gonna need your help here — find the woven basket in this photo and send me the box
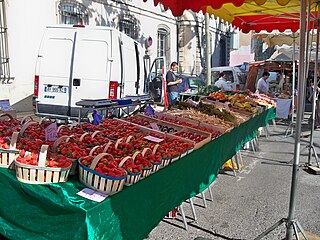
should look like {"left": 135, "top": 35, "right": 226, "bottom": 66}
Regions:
{"left": 14, "top": 145, "right": 72, "bottom": 184}
{"left": 0, "top": 132, "right": 19, "bottom": 168}
{"left": 52, "top": 135, "right": 78, "bottom": 175}
{"left": 152, "top": 144, "right": 172, "bottom": 168}
{"left": 78, "top": 153, "right": 127, "bottom": 195}
{"left": 120, "top": 156, "right": 141, "bottom": 186}
{"left": 180, "top": 151, "right": 188, "bottom": 158}
{"left": 141, "top": 148, "right": 154, "bottom": 178}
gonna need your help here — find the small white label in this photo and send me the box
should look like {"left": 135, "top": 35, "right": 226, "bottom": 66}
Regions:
{"left": 77, "top": 188, "right": 108, "bottom": 202}
{"left": 224, "top": 103, "right": 230, "bottom": 111}
{"left": 144, "top": 135, "right": 164, "bottom": 143}
{"left": 150, "top": 122, "right": 160, "bottom": 131}
{"left": 24, "top": 151, "right": 32, "bottom": 157}
{"left": 45, "top": 122, "right": 58, "bottom": 141}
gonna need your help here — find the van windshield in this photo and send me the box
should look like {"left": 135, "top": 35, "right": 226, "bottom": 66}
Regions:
{"left": 212, "top": 70, "right": 235, "bottom": 84}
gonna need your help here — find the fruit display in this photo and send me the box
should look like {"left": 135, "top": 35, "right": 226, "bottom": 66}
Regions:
{"left": 16, "top": 150, "right": 72, "bottom": 169}
{"left": 209, "top": 92, "right": 228, "bottom": 102}
{"left": 124, "top": 114, "right": 211, "bottom": 148}
{"left": 153, "top": 115, "right": 222, "bottom": 137}
{"left": 168, "top": 109, "right": 234, "bottom": 130}
{"left": 198, "top": 102, "right": 238, "bottom": 124}
{"left": 80, "top": 154, "right": 127, "bottom": 178}
{"left": 228, "top": 95, "right": 259, "bottom": 113}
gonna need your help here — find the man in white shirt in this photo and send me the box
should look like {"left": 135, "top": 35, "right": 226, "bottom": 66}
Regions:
{"left": 257, "top": 71, "right": 270, "bottom": 94}
{"left": 214, "top": 72, "right": 232, "bottom": 91}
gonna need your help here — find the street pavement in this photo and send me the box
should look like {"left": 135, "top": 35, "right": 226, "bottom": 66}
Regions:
{"left": 147, "top": 116, "right": 320, "bottom": 240}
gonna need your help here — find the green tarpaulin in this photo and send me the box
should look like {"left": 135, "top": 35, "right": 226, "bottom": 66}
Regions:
{"left": 0, "top": 108, "right": 275, "bottom": 240}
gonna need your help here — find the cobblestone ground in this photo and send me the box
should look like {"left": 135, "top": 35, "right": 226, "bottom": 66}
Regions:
{"left": 147, "top": 117, "right": 320, "bottom": 240}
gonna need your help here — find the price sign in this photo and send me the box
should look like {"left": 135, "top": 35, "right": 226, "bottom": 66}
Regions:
{"left": 144, "top": 135, "right": 164, "bottom": 143}
{"left": 0, "top": 99, "right": 11, "bottom": 111}
{"left": 150, "top": 122, "right": 160, "bottom": 131}
{"left": 77, "top": 188, "right": 108, "bottom": 202}
{"left": 45, "top": 122, "right": 58, "bottom": 141}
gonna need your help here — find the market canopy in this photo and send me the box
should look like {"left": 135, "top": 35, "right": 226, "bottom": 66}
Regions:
{"left": 146, "top": 0, "right": 319, "bottom": 33}
{"left": 253, "top": 30, "right": 318, "bottom": 47}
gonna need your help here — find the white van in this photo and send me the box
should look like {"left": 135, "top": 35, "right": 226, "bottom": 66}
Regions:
{"left": 211, "top": 66, "right": 245, "bottom": 90}
{"left": 33, "top": 25, "right": 146, "bottom": 119}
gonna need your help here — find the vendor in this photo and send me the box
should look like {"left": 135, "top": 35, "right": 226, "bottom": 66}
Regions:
{"left": 256, "top": 71, "right": 270, "bottom": 94}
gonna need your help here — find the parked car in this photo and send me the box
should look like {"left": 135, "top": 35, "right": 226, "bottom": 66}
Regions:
{"left": 178, "top": 75, "right": 206, "bottom": 93}
{"left": 211, "top": 66, "right": 244, "bottom": 90}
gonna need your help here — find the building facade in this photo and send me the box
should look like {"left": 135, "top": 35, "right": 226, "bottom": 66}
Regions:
{"left": 0, "top": 0, "right": 231, "bottom": 111}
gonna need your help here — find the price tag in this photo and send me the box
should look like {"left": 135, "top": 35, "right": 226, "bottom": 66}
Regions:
{"left": 0, "top": 99, "right": 11, "bottom": 111}
{"left": 224, "top": 103, "right": 230, "bottom": 111}
{"left": 45, "top": 122, "right": 58, "bottom": 141}
{"left": 24, "top": 151, "right": 32, "bottom": 157}
{"left": 144, "top": 135, "right": 164, "bottom": 143}
{"left": 77, "top": 188, "right": 108, "bottom": 202}
{"left": 150, "top": 122, "right": 160, "bottom": 131}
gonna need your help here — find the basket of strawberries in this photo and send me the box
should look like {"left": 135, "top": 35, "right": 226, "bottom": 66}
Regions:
{"left": 52, "top": 135, "right": 86, "bottom": 175}
{"left": 14, "top": 145, "right": 72, "bottom": 184}
{"left": 0, "top": 132, "right": 19, "bottom": 168}
{"left": 132, "top": 150, "right": 152, "bottom": 179}
{"left": 78, "top": 153, "right": 127, "bottom": 195}
{"left": 117, "top": 156, "right": 142, "bottom": 186}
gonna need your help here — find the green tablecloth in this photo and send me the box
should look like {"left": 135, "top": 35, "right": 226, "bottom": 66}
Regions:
{"left": 0, "top": 108, "right": 275, "bottom": 240}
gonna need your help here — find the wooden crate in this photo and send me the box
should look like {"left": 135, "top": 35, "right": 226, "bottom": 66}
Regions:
{"left": 123, "top": 115, "right": 211, "bottom": 150}
{"left": 155, "top": 111, "right": 227, "bottom": 138}
{"left": 116, "top": 118, "right": 196, "bottom": 151}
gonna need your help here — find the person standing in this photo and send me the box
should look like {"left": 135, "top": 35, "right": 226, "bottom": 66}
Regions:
{"left": 308, "top": 69, "right": 320, "bottom": 128}
{"left": 214, "top": 72, "right": 232, "bottom": 91}
{"left": 166, "top": 62, "right": 182, "bottom": 106}
{"left": 256, "top": 71, "right": 270, "bottom": 94}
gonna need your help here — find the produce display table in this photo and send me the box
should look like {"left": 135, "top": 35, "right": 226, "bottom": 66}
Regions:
{"left": 275, "top": 98, "right": 292, "bottom": 119}
{"left": 75, "top": 98, "right": 153, "bottom": 121}
{"left": 0, "top": 108, "right": 275, "bottom": 240}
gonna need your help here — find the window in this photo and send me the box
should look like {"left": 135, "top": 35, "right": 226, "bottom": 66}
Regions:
{"left": 58, "top": 0, "right": 88, "bottom": 25}
{"left": 230, "top": 31, "right": 240, "bottom": 50}
{"left": 119, "top": 15, "right": 138, "bottom": 39}
{"left": 157, "top": 26, "right": 170, "bottom": 64}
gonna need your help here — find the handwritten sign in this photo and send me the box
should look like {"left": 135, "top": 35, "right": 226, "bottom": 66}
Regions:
{"left": 45, "top": 122, "right": 58, "bottom": 141}
{"left": 150, "top": 122, "right": 160, "bottom": 131}
{"left": 144, "top": 135, "right": 164, "bottom": 143}
{"left": 77, "top": 188, "right": 108, "bottom": 202}
{"left": 0, "top": 99, "right": 11, "bottom": 111}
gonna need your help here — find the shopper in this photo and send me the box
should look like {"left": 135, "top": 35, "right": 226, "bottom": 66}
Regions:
{"left": 256, "top": 71, "right": 270, "bottom": 94}
{"left": 166, "top": 62, "right": 182, "bottom": 106}
{"left": 214, "top": 72, "right": 231, "bottom": 91}
{"left": 308, "top": 69, "right": 320, "bottom": 128}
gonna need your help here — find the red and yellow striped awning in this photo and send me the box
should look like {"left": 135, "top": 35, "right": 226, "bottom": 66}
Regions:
{"left": 145, "top": 0, "right": 319, "bottom": 33}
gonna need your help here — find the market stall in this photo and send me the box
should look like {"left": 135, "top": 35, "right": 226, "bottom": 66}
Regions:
{"left": 0, "top": 110, "right": 275, "bottom": 240}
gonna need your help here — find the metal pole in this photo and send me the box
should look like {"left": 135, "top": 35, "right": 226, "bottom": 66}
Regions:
{"left": 205, "top": 13, "right": 211, "bottom": 86}
{"left": 291, "top": 34, "right": 296, "bottom": 133}
{"left": 308, "top": 10, "right": 320, "bottom": 165}
{"left": 285, "top": 0, "right": 307, "bottom": 239}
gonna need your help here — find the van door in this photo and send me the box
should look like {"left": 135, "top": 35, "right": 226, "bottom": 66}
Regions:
{"left": 36, "top": 28, "right": 76, "bottom": 116}
{"left": 147, "top": 57, "right": 166, "bottom": 103}
{"left": 121, "top": 36, "right": 139, "bottom": 96}
{"left": 70, "top": 29, "right": 111, "bottom": 116}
